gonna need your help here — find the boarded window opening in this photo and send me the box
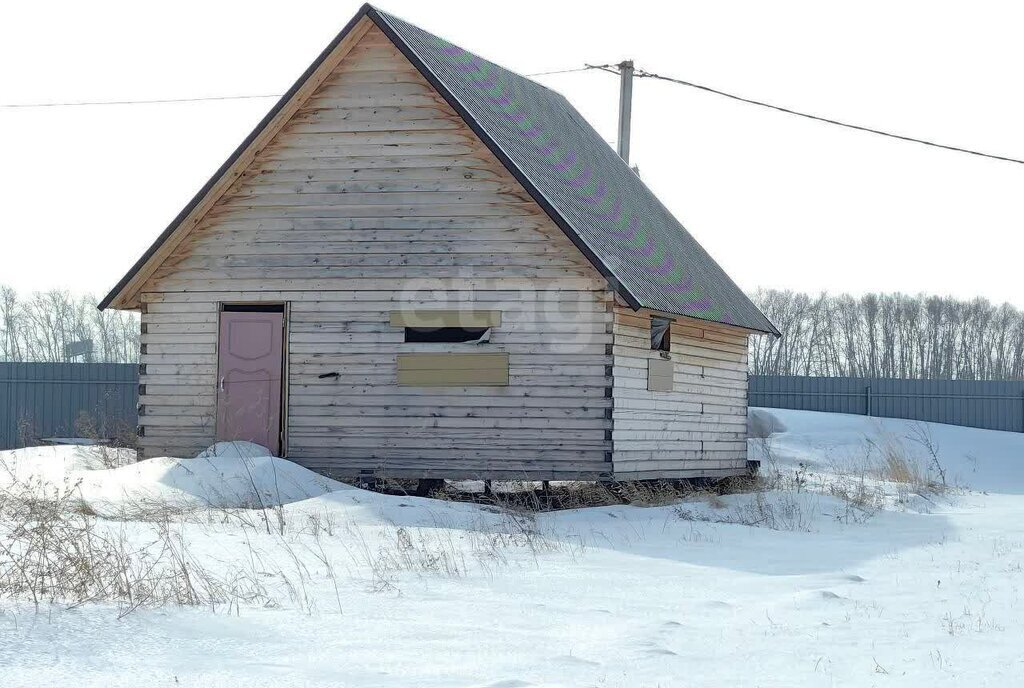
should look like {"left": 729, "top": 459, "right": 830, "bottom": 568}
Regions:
{"left": 648, "top": 358, "right": 674, "bottom": 392}
{"left": 222, "top": 303, "right": 285, "bottom": 313}
{"left": 651, "top": 317, "right": 672, "bottom": 352}
{"left": 398, "top": 353, "right": 509, "bottom": 386}
{"left": 404, "top": 327, "right": 490, "bottom": 343}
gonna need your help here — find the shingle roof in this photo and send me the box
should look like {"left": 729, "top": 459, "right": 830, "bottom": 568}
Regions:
{"left": 100, "top": 4, "right": 776, "bottom": 334}
{"left": 370, "top": 8, "right": 776, "bottom": 334}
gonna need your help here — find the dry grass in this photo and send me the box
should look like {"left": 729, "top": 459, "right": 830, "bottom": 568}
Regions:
{"left": 432, "top": 477, "right": 739, "bottom": 513}
{"left": 74, "top": 410, "right": 140, "bottom": 454}
{"left": 0, "top": 472, "right": 278, "bottom": 617}
{"left": 866, "top": 426, "right": 950, "bottom": 498}
{"left": 335, "top": 505, "right": 586, "bottom": 594}
{"left": 0, "top": 451, "right": 339, "bottom": 617}
{"left": 674, "top": 488, "right": 816, "bottom": 532}
{"left": 1, "top": 418, "right": 958, "bottom": 617}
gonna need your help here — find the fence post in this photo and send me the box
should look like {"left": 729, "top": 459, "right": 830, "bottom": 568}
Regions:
{"left": 1020, "top": 389, "right": 1024, "bottom": 433}
{"left": 865, "top": 385, "right": 872, "bottom": 417}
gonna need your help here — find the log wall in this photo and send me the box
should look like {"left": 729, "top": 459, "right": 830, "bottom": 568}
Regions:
{"left": 137, "top": 26, "right": 614, "bottom": 479}
{"left": 611, "top": 307, "right": 750, "bottom": 479}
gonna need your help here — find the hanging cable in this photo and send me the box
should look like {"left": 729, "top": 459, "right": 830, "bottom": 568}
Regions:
{"left": 0, "top": 65, "right": 608, "bottom": 108}
{"left": 0, "top": 93, "right": 284, "bottom": 109}
{"left": 525, "top": 66, "right": 597, "bottom": 77}
{"left": 627, "top": 67, "right": 1024, "bottom": 166}
{"left": 4, "top": 60, "right": 1021, "bottom": 166}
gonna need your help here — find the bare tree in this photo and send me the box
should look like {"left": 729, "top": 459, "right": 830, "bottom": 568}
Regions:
{"left": 0, "top": 285, "right": 139, "bottom": 363}
{"left": 750, "top": 289, "right": 1024, "bottom": 381}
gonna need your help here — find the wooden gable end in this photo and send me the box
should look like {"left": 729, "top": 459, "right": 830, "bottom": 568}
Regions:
{"left": 138, "top": 24, "right": 601, "bottom": 297}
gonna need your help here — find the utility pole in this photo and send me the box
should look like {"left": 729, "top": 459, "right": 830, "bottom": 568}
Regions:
{"left": 616, "top": 60, "right": 634, "bottom": 163}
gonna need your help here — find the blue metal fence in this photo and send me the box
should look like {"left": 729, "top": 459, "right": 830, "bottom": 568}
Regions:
{"left": 749, "top": 375, "right": 1024, "bottom": 433}
{"left": 0, "top": 363, "right": 139, "bottom": 449}
{"left": 3, "top": 365, "right": 1023, "bottom": 450}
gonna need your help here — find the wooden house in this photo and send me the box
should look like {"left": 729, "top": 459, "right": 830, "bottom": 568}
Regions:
{"left": 99, "top": 5, "right": 777, "bottom": 482}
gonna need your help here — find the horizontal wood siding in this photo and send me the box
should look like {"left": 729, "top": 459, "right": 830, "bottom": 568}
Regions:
{"left": 390, "top": 310, "right": 501, "bottom": 328}
{"left": 611, "top": 308, "right": 751, "bottom": 480}
{"left": 136, "top": 26, "right": 612, "bottom": 479}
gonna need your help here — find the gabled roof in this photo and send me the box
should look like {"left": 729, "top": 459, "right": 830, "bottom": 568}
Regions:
{"left": 100, "top": 4, "right": 777, "bottom": 335}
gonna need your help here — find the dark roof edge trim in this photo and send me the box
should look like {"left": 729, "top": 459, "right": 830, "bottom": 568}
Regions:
{"left": 98, "top": 5, "right": 377, "bottom": 310}
{"left": 367, "top": 8, "right": 643, "bottom": 311}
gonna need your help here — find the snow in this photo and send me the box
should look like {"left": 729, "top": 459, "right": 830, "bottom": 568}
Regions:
{"left": 1, "top": 411, "right": 1023, "bottom": 686}
{"left": 0, "top": 442, "right": 341, "bottom": 516}
{"left": 753, "top": 408, "right": 1024, "bottom": 494}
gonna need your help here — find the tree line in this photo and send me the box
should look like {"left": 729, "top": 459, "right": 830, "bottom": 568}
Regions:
{"left": 5, "top": 283, "right": 1024, "bottom": 380}
{"left": 749, "top": 289, "right": 1024, "bottom": 380}
{"left": 0, "top": 286, "right": 139, "bottom": 364}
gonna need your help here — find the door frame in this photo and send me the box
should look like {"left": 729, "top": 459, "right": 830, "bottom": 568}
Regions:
{"left": 216, "top": 302, "right": 289, "bottom": 457}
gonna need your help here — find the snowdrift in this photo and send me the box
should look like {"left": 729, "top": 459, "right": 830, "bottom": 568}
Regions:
{"left": 0, "top": 441, "right": 345, "bottom": 515}
{"left": 750, "top": 407, "right": 1024, "bottom": 494}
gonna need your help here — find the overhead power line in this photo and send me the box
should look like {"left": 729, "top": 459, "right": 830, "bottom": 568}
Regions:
{"left": 628, "top": 67, "right": 1024, "bottom": 166}
{"left": 524, "top": 66, "right": 598, "bottom": 77}
{"left": 2, "top": 61, "right": 1020, "bottom": 167}
{"left": 0, "top": 65, "right": 610, "bottom": 109}
{"left": 0, "top": 93, "right": 283, "bottom": 109}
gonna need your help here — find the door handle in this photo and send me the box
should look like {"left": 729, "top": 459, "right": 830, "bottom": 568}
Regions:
{"left": 220, "top": 376, "right": 226, "bottom": 392}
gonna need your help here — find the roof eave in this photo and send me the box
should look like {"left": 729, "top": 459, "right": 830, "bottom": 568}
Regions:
{"left": 626, "top": 300, "right": 779, "bottom": 337}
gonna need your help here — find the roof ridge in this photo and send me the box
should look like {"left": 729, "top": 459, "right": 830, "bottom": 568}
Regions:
{"left": 99, "top": 4, "right": 776, "bottom": 335}
{"left": 371, "top": 9, "right": 776, "bottom": 333}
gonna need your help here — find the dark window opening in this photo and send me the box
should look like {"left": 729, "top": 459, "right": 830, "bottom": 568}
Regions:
{"left": 222, "top": 303, "right": 285, "bottom": 313}
{"left": 651, "top": 317, "right": 671, "bottom": 352}
{"left": 405, "top": 327, "right": 490, "bottom": 343}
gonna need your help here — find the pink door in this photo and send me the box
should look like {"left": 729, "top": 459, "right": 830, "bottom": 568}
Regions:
{"left": 216, "top": 311, "right": 284, "bottom": 455}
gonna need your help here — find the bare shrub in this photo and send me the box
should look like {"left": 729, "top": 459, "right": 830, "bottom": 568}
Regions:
{"left": 906, "top": 423, "right": 948, "bottom": 488}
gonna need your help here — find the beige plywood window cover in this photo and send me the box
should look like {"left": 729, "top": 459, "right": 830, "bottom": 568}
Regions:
{"left": 390, "top": 310, "right": 501, "bottom": 328}
{"left": 398, "top": 353, "right": 509, "bottom": 387}
{"left": 648, "top": 358, "right": 674, "bottom": 392}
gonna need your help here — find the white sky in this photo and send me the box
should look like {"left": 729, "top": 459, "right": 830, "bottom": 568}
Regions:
{"left": 1, "top": 0, "right": 1022, "bottom": 306}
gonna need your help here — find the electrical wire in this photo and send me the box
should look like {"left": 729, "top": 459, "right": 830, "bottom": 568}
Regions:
{"left": 0, "top": 65, "right": 615, "bottom": 108}
{"left": 3, "top": 61, "right": 1021, "bottom": 166}
{"left": 0, "top": 93, "right": 284, "bottom": 109}
{"left": 0, "top": 94, "right": 284, "bottom": 109}
{"left": 629, "top": 67, "right": 1024, "bottom": 166}
{"left": 524, "top": 66, "right": 596, "bottom": 77}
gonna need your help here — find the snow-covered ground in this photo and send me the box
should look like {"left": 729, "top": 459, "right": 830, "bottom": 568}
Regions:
{"left": 1, "top": 412, "right": 1023, "bottom": 687}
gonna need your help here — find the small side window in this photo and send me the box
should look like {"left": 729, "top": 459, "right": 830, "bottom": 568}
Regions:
{"left": 651, "top": 316, "right": 671, "bottom": 352}
{"left": 405, "top": 327, "right": 490, "bottom": 343}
